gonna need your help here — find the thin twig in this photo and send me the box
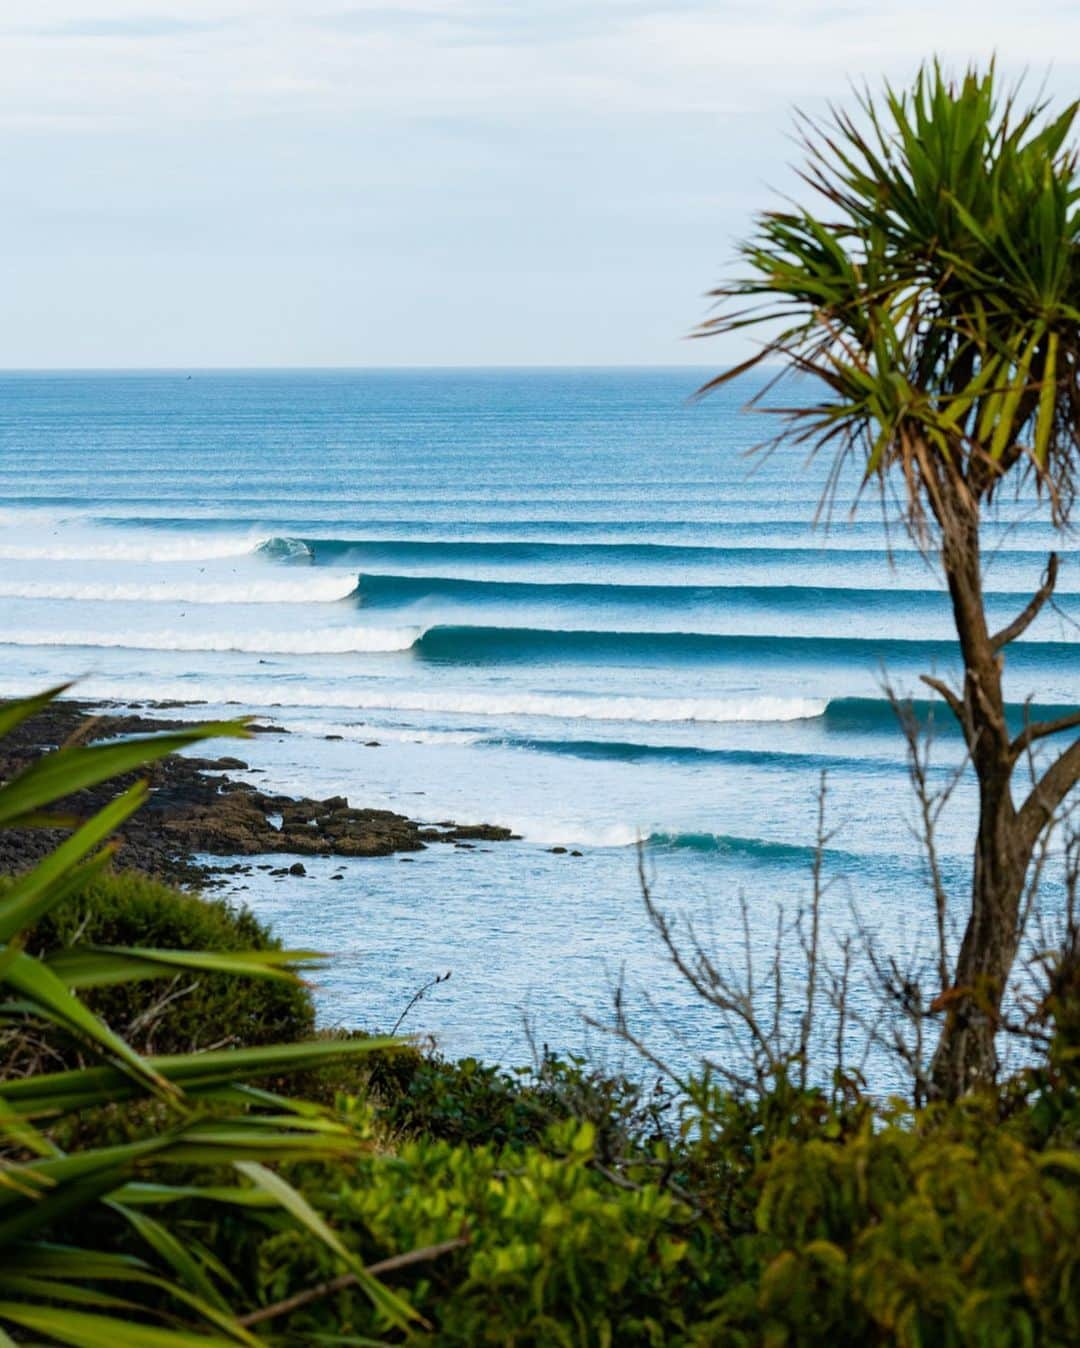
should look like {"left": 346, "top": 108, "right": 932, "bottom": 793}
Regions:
{"left": 390, "top": 970, "right": 452, "bottom": 1036}
{"left": 236, "top": 1236, "right": 470, "bottom": 1328}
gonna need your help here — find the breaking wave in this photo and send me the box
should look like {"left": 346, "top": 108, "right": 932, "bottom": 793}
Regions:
{"left": 0, "top": 575, "right": 358, "bottom": 604}
{"left": 0, "top": 627, "right": 419, "bottom": 655}
{"left": 0, "top": 683, "right": 829, "bottom": 725}
{"left": 0, "top": 536, "right": 267, "bottom": 563}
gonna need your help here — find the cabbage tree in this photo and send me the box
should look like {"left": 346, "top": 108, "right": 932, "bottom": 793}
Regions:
{"left": 702, "top": 64, "right": 1080, "bottom": 1096}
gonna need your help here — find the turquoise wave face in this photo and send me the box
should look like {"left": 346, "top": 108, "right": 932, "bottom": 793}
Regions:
{"left": 261, "top": 535, "right": 1069, "bottom": 571}
{"left": 352, "top": 573, "right": 1069, "bottom": 611}
{"left": 0, "top": 366, "right": 1076, "bottom": 1073}
{"left": 409, "top": 625, "right": 1076, "bottom": 674}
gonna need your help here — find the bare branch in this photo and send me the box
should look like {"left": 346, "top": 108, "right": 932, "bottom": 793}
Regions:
{"left": 920, "top": 673, "right": 966, "bottom": 727}
{"left": 1019, "top": 736, "right": 1080, "bottom": 853}
{"left": 828, "top": 936, "right": 853, "bottom": 1105}
{"left": 583, "top": 981, "right": 697, "bottom": 1098}
{"left": 390, "top": 970, "right": 452, "bottom": 1036}
{"left": 1010, "top": 707, "right": 1080, "bottom": 762}
{"left": 633, "top": 845, "right": 785, "bottom": 1090}
{"left": 798, "top": 773, "right": 830, "bottom": 1089}
{"left": 990, "top": 552, "right": 1059, "bottom": 650}
{"left": 237, "top": 1236, "right": 469, "bottom": 1328}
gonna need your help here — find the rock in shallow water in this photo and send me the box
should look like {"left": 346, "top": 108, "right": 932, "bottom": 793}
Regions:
{"left": 0, "top": 701, "right": 517, "bottom": 887}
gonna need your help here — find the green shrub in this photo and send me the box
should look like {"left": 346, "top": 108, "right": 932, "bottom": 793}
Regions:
{"left": 246, "top": 1116, "right": 715, "bottom": 1347}
{"left": 182, "top": 1081, "right": 1075, "bottom": 1347}
{"left": 697, "top": 1099, "right": 1080, "bottom": 1347}
{"left": 0, "top": 687, "right": 409, "bottom": 1344}
{"left": 366, "top": 1047, "right": 668, "bottom": 1153}
{"left": 7, "top": 868, "right": 314, "bottom": 1059}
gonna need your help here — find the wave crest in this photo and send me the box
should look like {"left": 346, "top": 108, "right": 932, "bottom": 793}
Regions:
{"left": 0, "top": 536, "right": 266, "bottom": 563}
{"left": 255, "top": 536, "right": 315, "bottom": 564}
{"left": 0, "top": 627, "right": 420, "bottom": 655}
{"left": 0, "top": 576, "right": 358, "bottom": 604}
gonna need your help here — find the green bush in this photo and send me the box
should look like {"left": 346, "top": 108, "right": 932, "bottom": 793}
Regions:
{"left": 17, "top": 867, "right": 1071, "bottom": 1347}
{"left": 366, "top": 1046, "right": 668, "bottom": 1153}
{"left": 189, "top": 1079, "right": 1076, "bottom": 1347}
{"left": 701, "top": 1100, "right": 1080, "bottom": 1347}
{"left": 240, "top": 1116, "right": 715, "bottom": 1347}
{"left": 7, "top": 868, "right": 314, "bottom": 1059}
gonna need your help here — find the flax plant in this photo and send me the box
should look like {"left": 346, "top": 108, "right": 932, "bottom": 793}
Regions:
{"left": 0, "top": 685, "right": 414, "bottom": 1345}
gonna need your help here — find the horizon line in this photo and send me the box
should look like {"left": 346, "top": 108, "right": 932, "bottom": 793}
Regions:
{"left": 0, "top": 361, "right": 770, "bottom": 375}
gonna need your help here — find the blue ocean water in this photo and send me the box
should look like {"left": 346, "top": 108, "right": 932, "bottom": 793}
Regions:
{"left": 1, "top": 368, "right": 1077, "bottom": 1077}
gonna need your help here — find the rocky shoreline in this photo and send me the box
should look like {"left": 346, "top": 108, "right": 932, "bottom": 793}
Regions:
{"left": 0, "top": 701, "right": 518, "bottom": 888}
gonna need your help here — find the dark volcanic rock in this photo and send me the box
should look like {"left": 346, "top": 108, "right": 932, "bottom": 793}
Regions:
{"left": 0, "top": 700, "right": 515, "bottom": 887}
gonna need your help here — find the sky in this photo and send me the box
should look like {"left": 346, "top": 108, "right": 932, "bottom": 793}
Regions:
{"left": 2, "top": 2, "right": 1079, "bottom": 368}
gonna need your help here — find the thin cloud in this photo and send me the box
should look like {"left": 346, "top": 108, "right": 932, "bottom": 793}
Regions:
{"left": 0, "top": 0, "right": 1077, "bottom": 364}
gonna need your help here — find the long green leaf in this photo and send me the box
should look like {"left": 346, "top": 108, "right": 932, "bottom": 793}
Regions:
{"left": 0, "top": 1037, "right": 400, "bottom": 1117}
{"left": 1, "top": 1245, "right": 151, "bottom": 1280}
{"left": 0, "top": 1274, "right": 256, "bottom": 1348}
{"left": 45, "top": 944, "right": 324, "bottom": 990}
{"left": 2, "top": 950, "right": 173, "bottom": 1098}
{"left": 236, "top": 1162, "right": 419, "bottom": 1330}
{"left": 1033, "top": 328, "right": 1060, "bottom": 466}
{"left": 0, "top": 1093, "right": 54, "bottom": 1160}
{"left": 989, "top": 324, "right": 1043, "bottom": 460}
{"left": 0, "top": 686, "right": 73, "bottom": 740}
{"left": 0, "top": 1276, "right": 142, "bottom": 1312}
{"left": 0, "top": 783, "right": 146, "bottom": 942}
{"left": 1, "top": 1246, "right": 258, "bottom": 1340}
{"left": 109, "top": 1181, "right": 280, "bottom": 1208}
{"left": 107, "top": 1201, "right": 232, "bottom": 1316}
{"left": 0, "top": 1302, "right": 241, "bottom": 1348}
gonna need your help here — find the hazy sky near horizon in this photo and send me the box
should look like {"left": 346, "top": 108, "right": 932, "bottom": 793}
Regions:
{"left": 3, "top": 2, "right": 1079, "bottom": 367}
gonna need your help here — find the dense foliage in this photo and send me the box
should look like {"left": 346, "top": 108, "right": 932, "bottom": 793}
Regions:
{"left": 137, "top": 1021, "right": 1080, "bottom": 1346}
{"left": 4, "top": 869, "right": 315, "bottom": 1063}
{"left": 29, "top": 874, "right": 1076, "bottom": 1347}
{"left": 0, "top": 686, "right": 413, "bottom": 1344}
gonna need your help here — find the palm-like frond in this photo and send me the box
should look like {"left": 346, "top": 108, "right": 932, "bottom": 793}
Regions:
{"left": 699, "top": 62, "right": 1080, "bottom": 531}
{"left": 0, "top": 687, "right": 413, "bottom": 1342}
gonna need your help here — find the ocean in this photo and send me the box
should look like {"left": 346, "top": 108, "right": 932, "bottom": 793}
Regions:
{"left": 1, "top": 368, "right": 1076, "bottom": 1080}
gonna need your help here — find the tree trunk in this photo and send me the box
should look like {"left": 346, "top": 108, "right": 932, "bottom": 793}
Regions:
{"left": 930, "top": 775, "right": 1028, "bottom": 1094}
{"left": 927, "top": 483, "right": 1032, "bottom": 1098}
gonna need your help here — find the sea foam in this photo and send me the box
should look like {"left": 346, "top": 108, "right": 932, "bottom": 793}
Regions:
{"left": 0, "top": 536, "right": 267, "bottom": 563}
{"left": 0, "top": 683, "right": 828, "bottom": 725}
{"left": 0, "top": 576, "right": 358, "bottom": 604}
{"left": 0, "top": 627, "right": 419, "bottom": 655}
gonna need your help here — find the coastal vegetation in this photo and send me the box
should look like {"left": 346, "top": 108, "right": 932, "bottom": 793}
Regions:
{"left": 0, "top": 693, "right": 1077, "bottom": 1342}
{"left": 0, "top": 60, "right": 1078, "bottom": 1346}
{"left": 0, "top": 687, "right": 415, "bottom": 1343}
{"left": 1, "top": 686, "right": 1078, "bottom": 1344}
